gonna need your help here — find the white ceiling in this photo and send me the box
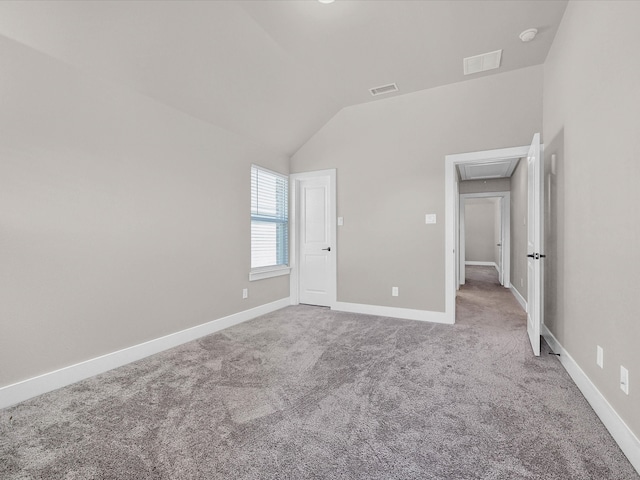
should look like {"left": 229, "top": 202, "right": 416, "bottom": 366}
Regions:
{"left": 0, "top": 0, "right": 567, "bottom": 155}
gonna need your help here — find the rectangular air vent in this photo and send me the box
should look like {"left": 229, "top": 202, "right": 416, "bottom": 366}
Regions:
{"left": 369, "top": 83, "right": 398, "bottom": 96}
{"left": 458, "top": 157, "right": 520, "bottom": 181}
{"left": 463, "top": 50, "right": 502, "bottom": 75}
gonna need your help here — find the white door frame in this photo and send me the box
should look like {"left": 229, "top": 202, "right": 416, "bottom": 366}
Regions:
{"left": 445, "top": 144, "right": 533, "bottom": 324}
{"left": 289, "top": 169, "right": 337, "bottom": 307}
{"left": 459, "top": 192, "right": 511, "bottom": 288}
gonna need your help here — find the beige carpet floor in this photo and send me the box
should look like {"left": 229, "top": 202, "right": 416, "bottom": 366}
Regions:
{"left": 1, "top": 266, "right": 637, "bottom": 479}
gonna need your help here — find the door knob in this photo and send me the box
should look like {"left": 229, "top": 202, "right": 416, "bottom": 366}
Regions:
{"left": 497, "top": 243, "right": 502, "bottom": 246}
{"left": 322, "top": 247, "right": 331, "bottom": 252}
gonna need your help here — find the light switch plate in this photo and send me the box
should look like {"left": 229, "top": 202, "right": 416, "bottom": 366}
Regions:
{"left": 620, "top": 366, "right": 629, "bottom": 395}
{"left": 425, "top": 214, "right": 437, "bottom": 224}
{"left": 596, "top": 345, "right": 603, "bottom": 368}
{"left": 337, "top": 217, "right": 344, "bottom": 226}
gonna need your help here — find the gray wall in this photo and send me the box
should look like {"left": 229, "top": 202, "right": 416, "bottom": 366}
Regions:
{"left": 510, "top": 158, "right": 528, "bottom": 300}
{"left": 543, "top": 1, "right": 639, "bottom": 438}
{"left": 0, "top": 37, "right": 289, "bottom": 388}
{"left": 465, "top": 199, "right": 499, "bottom": 264}
{"left": 291, "top": 65, "right": 542, "bottom": 311}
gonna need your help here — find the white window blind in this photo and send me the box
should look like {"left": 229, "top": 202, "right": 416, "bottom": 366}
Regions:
{"left": 251, "top": 166, "right": 289, "bottom": 270}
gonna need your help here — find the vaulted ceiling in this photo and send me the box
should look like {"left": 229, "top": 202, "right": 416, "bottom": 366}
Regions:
{"left": 0, "top": 0, "right": 567, "bottom": 155}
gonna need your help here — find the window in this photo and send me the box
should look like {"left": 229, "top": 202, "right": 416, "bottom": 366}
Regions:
{"left": 250, "top": 165, "right": 289, "bottom": 280}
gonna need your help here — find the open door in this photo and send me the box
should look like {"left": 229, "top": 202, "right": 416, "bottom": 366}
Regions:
{"left": 526, "top": 133, "right": 544, "bottom": 356}
{"left": 455, "top": 177, "right": 460, "bottom": 289}
{"left": 496, "top": 198, "right": 504, "bottom": 286}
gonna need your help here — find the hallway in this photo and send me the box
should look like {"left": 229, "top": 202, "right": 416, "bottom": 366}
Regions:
{"left": 456, "top": 265, "right": 527, "bottom": 329}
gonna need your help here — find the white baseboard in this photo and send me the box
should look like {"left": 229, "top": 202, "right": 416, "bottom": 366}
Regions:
{"left": 465, "top": 261, "right": 500, "bottom": 274}
{"left": 465, "top": 261, "right": 497, "bottom": 267}
{"left": 542, "top": 324, "right": 640, "bottom": 475}
{"left": 332, "top": 302, "right": 453, "bottom": 325}
{"left": 509, "top": 284, "right": 527, "bottom": 312}
{"left": 0, "top": 298, "right": 290, "bottom": 410}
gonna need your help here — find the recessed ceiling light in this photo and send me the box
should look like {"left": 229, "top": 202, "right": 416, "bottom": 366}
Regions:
{"left": 318, "top": 0, "right": 335, "bottom": 4}
{"left": 519, "top": 28, "right": 538, "bottom": 42}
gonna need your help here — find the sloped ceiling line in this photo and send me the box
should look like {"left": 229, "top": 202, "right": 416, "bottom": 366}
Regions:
{"left": 0, "top": 0, "right": 568, "bottom": 155}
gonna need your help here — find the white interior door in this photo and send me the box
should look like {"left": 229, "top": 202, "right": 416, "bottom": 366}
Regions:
{"left": 455, "top": 178, "right": 460, "bottom": 289}
{"left": 459, "top": 200, "right": 466, "bottom": 286}
{"left": 297, "top": 173, "right": 336, "bottom": 307}
{"left": 526, "top": 133, "right": 543, "bottom": 356}
{"left": 496, "top": 198, "right": 504, "bottom": 285}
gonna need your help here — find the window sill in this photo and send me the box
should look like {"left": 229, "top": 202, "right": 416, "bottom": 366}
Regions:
{"left": 249, "top": 266, "right": 291, "bottom": 281}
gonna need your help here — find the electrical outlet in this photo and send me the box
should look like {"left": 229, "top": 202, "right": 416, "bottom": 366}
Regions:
{"left": 392, "top": 287, "right": 399, "bottom": 297}
{"left": 596, "top": 346, "right": 603, "bottom": 368}
{"left": 242, "top": 288, "right": 248, "bottom": 299}
{"left": 620, "top": 366, "right": 629, "bottom": 395}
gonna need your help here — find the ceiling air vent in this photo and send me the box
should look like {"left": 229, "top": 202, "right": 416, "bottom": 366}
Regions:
{"left": 369, "top": 83, "right": 398, "bottom": 96}
{"left": 463, "top": 50, "right": 502, "bottom": 75}
{"left": 458, "top": 157, "right": 520, "bottom": 181}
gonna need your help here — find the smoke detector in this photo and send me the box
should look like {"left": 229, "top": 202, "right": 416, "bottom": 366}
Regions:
{"left": 519, "top": 28, "right": 538, "bottom": 42}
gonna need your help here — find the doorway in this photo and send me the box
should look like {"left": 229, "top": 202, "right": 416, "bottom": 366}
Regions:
{"left": 289, "top": 169, "right": 337, "bottom": 308}
{"left": 445, "top": 134, "right": 544, "bottom": 355}
{"left": 459, "top": 192, "right": 510, "bottom": 288}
